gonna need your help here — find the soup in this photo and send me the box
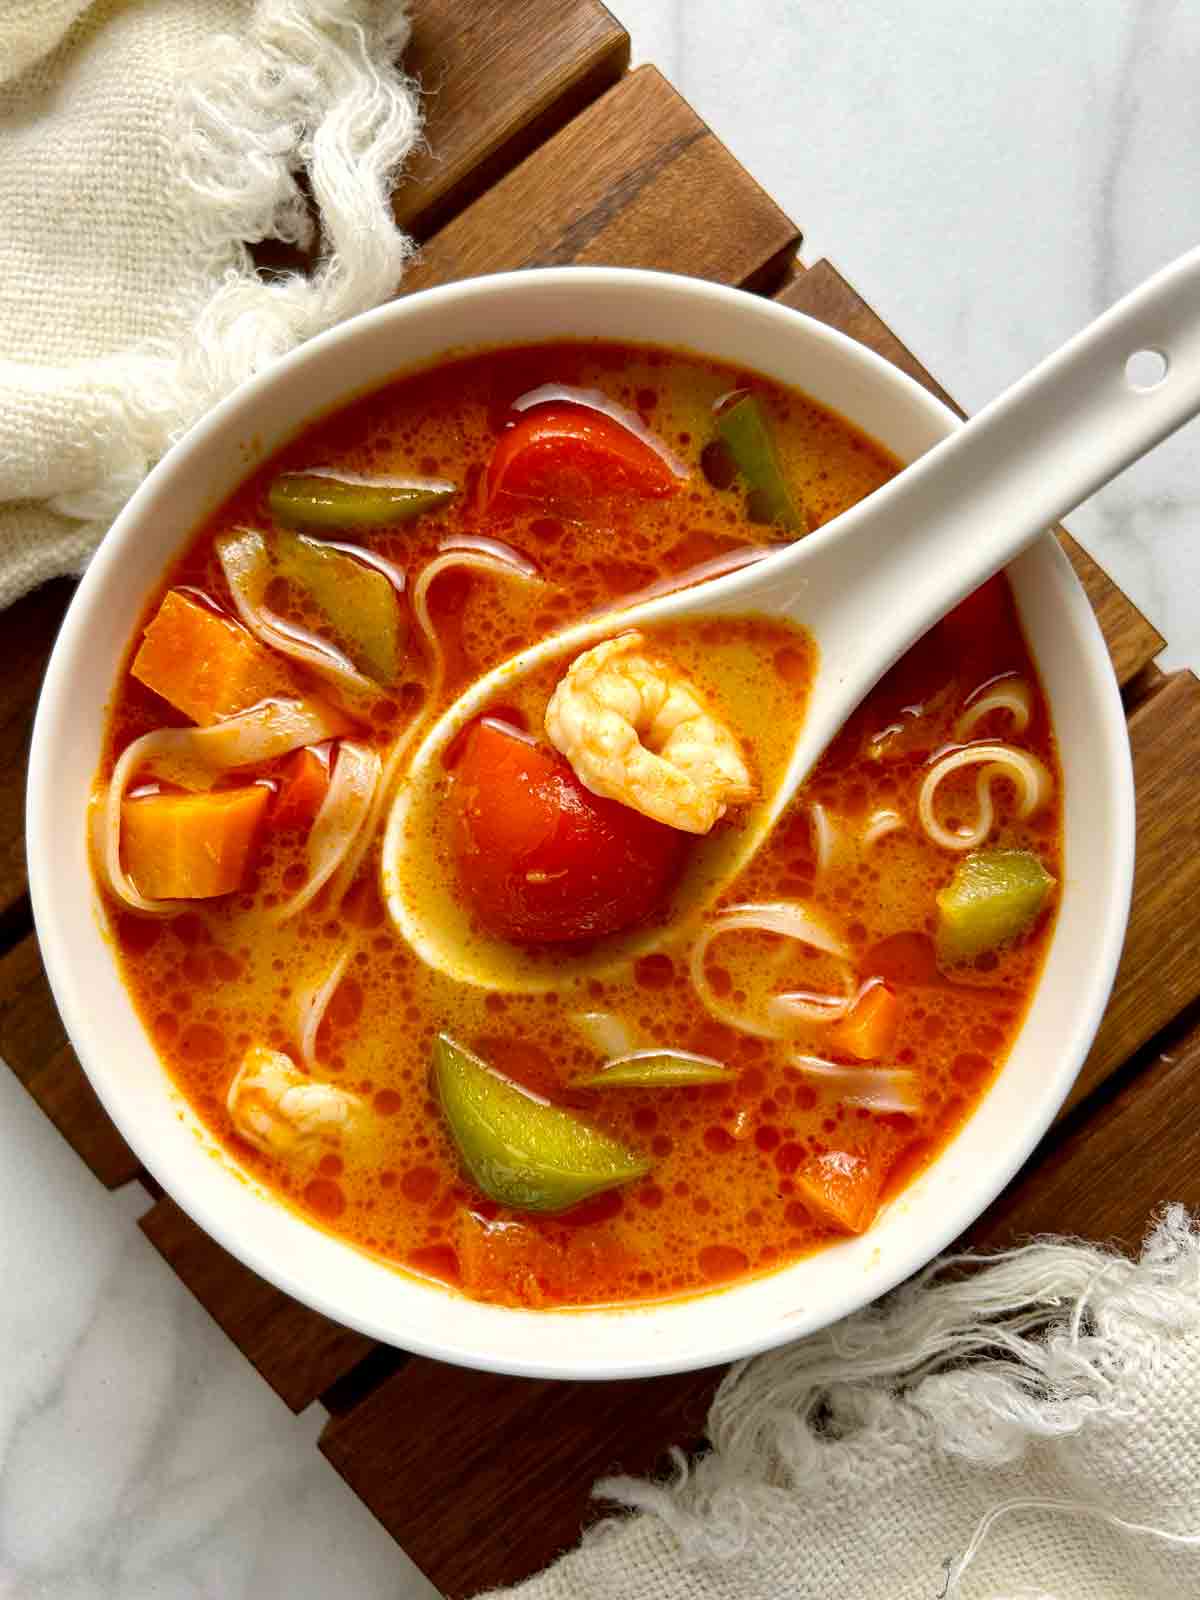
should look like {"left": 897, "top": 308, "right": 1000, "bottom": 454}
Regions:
{"left": 92, "top": 341, "right": 1061, "bottom": 1308}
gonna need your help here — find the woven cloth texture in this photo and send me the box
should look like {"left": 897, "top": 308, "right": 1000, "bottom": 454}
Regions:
{"left": 0, "top": 0, "right": 419, "bottom": 610}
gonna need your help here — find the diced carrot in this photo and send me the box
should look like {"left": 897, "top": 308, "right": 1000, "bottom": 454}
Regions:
{"left": 271, "top": 746, "right": 331, "bottom": 830}
{"left": 792, "top": 1148, "right": 887, "bottom": 1236}
{"left": 131, "top": 590, "right": 298, "bottom": 726}
{"left": 122, "top": 785, "right": 269, "bottom": 899}
{"left": 828, "top": 983, "right": 900, "bottom": 1062}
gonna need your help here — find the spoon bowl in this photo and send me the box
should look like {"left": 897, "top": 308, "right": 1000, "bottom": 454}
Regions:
{"left": 385, "top": 246, "right": 1200, "bottom": 989}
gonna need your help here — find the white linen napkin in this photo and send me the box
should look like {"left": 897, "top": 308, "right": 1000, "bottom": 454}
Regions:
{"left": 0, "top": 0, "right": 420, "bottom": 610}
{"left": 489, "top": 1210, "right": 1200, "bottom": 1600}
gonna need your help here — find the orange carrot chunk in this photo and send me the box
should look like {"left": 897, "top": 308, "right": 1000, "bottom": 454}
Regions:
{"left": 828, "top": 983, "right": 900, "bottom": 1062}
{"left": 271, "top": 746, "right": 331, "bottom": 831}
{"left": 131, "top": 590, "right": 298, "bottom": 726}
{"left": 793, "top": 1148, "right": 886, "bottom": 1236}
{"left": 122, "top": 785, "right": 270, "bottom": 900}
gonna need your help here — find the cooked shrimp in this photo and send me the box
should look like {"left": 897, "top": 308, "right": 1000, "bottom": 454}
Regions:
{"left": 226, "top": 1045, "right": 362, "bottom": 1160}
{"left": 544, "top": 632, "right": 755, "bottom": 833}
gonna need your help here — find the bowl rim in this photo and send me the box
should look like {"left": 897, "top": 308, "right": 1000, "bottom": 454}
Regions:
{"left": 27, "top": 266, "right": 1136, "bottom": 1379}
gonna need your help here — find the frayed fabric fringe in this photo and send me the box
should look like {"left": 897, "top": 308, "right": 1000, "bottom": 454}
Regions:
{"left": 49, "top": 0, "right": 419, "bottom": 526}
{"left": 0, "top": 0, "right": 420, "bottom": 604}
{"left": 493, "top": 1209, "right": 1200, "bottom": 1598}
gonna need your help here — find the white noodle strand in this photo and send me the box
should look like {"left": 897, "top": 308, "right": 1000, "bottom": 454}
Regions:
{"left": 789, "top": 1054, "right": 920, "bottom": 1113}
{"left": 954, "top": 676, "right": 1033, "bottom": 742}
{"left": 275, "top": 740, "right": 381, "bottom": 921}
{"left": 917, "top": 743, "right": 1052, "bottom": 853}
{"left": 410, "top": 543, "right": 541, "bottom": 704}
{"left": 102, "top": 699, "right": 346, "bottom": 914}
{"left": 217, "top": 527, "right": 378, "bottom": 699}
{"left": 810, "top": 803, "right": 853, "bottom": 875}
{"left": 861, "top": 808, "right": 905, "bottom": 848}
{"left": 688, "top": 903, "right": 856, "bottom": 1039}
{"left": 297, "top": 946, "right": 355, "bottom": 1071}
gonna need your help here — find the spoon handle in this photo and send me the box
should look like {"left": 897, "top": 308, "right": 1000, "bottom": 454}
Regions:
{"left": 779, "top": 244, "right": 1200, "bottom": 708}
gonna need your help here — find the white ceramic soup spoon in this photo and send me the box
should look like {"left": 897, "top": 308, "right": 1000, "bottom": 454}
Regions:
{"left": 383, "top": 246, "right": 1200, "bottom": 991}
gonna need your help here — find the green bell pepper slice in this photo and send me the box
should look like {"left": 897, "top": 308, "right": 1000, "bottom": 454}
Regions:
{"left": 716, "top": 395, "right": 807, "bottom": 532}
{"left": 936, "top": 848, "right": 1056, "bottom": 964}
{"left": 433, "top": 1035, "right": 650, "bottom": 1213}
{"left": 269, "top": 471, "right": 455, "bottom": 531}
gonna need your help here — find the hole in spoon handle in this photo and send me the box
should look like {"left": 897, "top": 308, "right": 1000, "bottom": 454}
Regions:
{"left": 1125, "top": 349, "right": 1169, "bottom": 392}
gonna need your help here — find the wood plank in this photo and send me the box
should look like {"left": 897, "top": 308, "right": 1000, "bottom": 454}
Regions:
{"left": 0, "top": 579, "right": 74, "bottom": 922}
{"left": 397, "top": 0, "right": 629, "bottom": 241}
{"left": 402, "top": 65, "right": 800, "bottom": 295}
{"left": 776, "top": 262, "right": 1164, "bottom": 687}
{"left": 1063, "top": 670, "right": 1200, "bottom": 1111}
{"left": 139, "top": 1195, "right": 379, "bottom": 1413}
{"left": 0, "top": 934, "right": 139, "bottom": 1188}
{"left": 320, "top": 1358, "right": 721, "bottom": 1598}
{"left": 970, "top": 1010, "right": 1200, "bottom": 1253}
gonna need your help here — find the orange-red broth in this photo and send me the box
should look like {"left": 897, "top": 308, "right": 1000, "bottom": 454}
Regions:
{"left": 98, "top": 341, "right": 1060, "bottom": 1308}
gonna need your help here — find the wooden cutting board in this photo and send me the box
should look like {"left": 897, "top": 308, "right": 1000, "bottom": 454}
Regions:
{"left": 3, "top": 3, "right": 1196, "bottom": 1594}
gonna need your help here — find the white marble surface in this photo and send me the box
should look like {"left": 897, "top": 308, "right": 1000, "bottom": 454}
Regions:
{"left": 3, "top": 3, "right": 1199, "bottom": 1596}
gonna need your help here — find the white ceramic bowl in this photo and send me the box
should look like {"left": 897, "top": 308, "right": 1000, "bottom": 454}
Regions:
{"left": 27, "top": 268, "right": 1135, "bottom": 1380}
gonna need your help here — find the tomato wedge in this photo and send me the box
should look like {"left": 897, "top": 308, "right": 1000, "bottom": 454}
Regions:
{"left": 270, "top": 746, "right": 331, "bottom": 830}
{"left": 452, "top": 718, "right": 688, "bottom": 943}
{"left": 484, "top": 403, "right": 681, "bottom": 509}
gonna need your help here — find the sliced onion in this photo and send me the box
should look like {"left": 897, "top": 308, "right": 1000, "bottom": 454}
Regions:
{"left": 317, "top": 539, "right": 407, "bottom": 591}
{"left": 789, "top": 1054, "right": 920, "bottom": 1113}
{"left": 688, "top": 902, "right": 857, "bottom": 1038}
{"left": 572, "top": 1010, "right": 639, "bottom": 1059}
{"left": 954, "top": 676, "right": 1032, "bottom": 742}
{"left": 217, "top": 526, "right": 378, "bottom": 699}
{"left": 918, "top": 743, "right": 1052, "bottom": 852}
{"left": 810, "top": 804, "right": 854, "bottom": 875}
{"left": 327, "top": 730, "right": 412, "bottom": 902}
{"left": 102, "top": 699, "right": 345, "bottom": 914}
{"left": 585, "top": 1050, "right": 734, "bottom": 1087}
{"left": 297, "top": 946, "right": 354, "bottom": 1071}
{"left": 275, "top": 740, "right": 381, "bottom": 921}
{"left": 411, "top": 542, "right": 542, "bottom": 704}
{"left": 511, "top": 383, "right": 689, "bottom": 480}
{"left": 861, "top": 808, "right": 905, "bottom": 848}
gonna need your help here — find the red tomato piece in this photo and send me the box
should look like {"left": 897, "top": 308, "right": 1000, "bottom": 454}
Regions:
{"left": 484, "top": 403, "right": 681, "bottom": 509}
{"left": 452, "top": 718, "right": 689, "bottom": 943}
{"left": 271, "top": 746, "right": 331, "bottom": 830}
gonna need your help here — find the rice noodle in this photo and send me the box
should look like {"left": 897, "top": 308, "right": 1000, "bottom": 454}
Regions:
{"left": 810, "top": 803, "right": 854, "bottom": 875}
{"left": 861, "top": 808, "right": 905, "bottom": 848}
{"left": 102, "top": 699, "right": 345, "bottom": 914}
{"left": 329, "top": 543, "right": 543, "bottom": 902}
{"left": 297, "top": 945, "right": 355, "bottom": 1071}
{"left": 789, "top": 1054, "right": 920, "bottom": 1113}
{"left": 918, "top": 742, "right": 1052, "bottom": 852}
{"left": 954, "top": 676, "right": 1033, "bottom": 741}
{"left": 688, "top": 902, "right": 857, "bottom": 1038}
{"left": 572, "top": 1011, "right": 639, "bottom": 1059}
{"left": 216, "top": 526, "right": 378, "bottom": 699}
{"left": 317, "top": 539, "right": 407, "bottom": 591}
{"left": 275, "top": 740, "right": 382, "bottom": 921}
{"left": 410, "top": 541, "right": 541, "bottom": 703}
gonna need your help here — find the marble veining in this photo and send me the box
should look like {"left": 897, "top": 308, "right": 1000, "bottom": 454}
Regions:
{"left": 3, "top": 3, "right": 1198, "bottom": 1595}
